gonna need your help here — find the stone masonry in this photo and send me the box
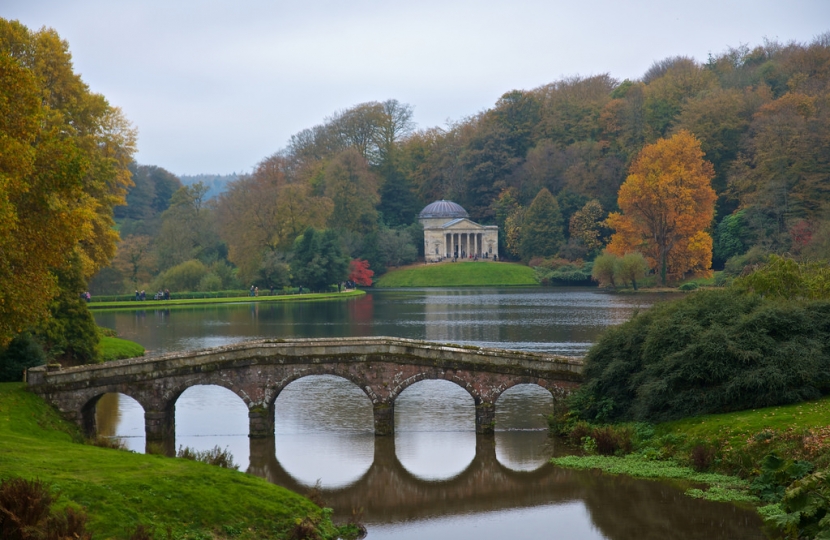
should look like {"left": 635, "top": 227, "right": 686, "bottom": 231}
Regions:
{"left": 27, "top": 337, "right": 583, "bottom": 447}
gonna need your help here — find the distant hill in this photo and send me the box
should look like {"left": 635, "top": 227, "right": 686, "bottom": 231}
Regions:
{"left": 179, "top": 173, "right": 239, "bottom": 199}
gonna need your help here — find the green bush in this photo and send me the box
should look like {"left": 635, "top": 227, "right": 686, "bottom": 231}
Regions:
{"left": 0, "top": 333, "right": 46, "bottom": 382}
{"left": 572, "top": 289, "right": 830, "bottom": 423}
{"left": 678, "top": 282, "right": 699, "bottom": 291}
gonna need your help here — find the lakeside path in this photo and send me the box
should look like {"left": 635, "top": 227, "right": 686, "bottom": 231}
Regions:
{"left": 88, "top": 289, "right": 365, "bottom": 311}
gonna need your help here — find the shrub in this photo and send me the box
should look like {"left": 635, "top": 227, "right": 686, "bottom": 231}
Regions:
{"left": 591, "top": 425, "right": 634, "bottom": 456}
{"left": 690, "top": 443, "right": 717, "bottom": 472}
{"left": 0, "top": 333, "right": 46, "bottom": 382}
{"left": 678, "top": 281, "right": 699, "bottom": 291}
{"left": 0, "top": 477, "right": 91, "bottom": 540}
{"left": 177, "top": 445, "right": 239, "bottom": 470}
{"left": 768, "top": 468, "right": 830, "bottom": 539}
{"left": 572, "top": 288, "right": 830, "bottom": 423}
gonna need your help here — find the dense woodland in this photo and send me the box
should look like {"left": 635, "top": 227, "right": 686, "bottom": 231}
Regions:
{"left": 89, "top": 34, "right": 830, "bottom": 296}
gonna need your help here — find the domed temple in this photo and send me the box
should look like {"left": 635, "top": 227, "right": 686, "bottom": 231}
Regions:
{"left": 418, "top": 200, "right": 499, "bottom": 263}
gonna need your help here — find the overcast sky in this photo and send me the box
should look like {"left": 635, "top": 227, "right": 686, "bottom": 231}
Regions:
{"left": 4, "top": 1, "right": 829, "bottom": 176}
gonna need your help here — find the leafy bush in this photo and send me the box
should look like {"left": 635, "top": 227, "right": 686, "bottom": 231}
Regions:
{"left": 152, "top": 259, "right": 209, "bottom": 292}
{"left": 0, "top": 477, "right": 91, "bottom": 540}
{"left": 572, "top": 289, "right": 830, "bottom": 423}
{"left": 0, "top": 333, "right": 46, "bottom": 382}
{"left": 768, "top": 468, "right": 830, "bottom": 539}
{"left": 177, "top": 445, "right": 239, "bottom": 470}
{"left": 678, "top": 281, "right": 699, "bottom": 291}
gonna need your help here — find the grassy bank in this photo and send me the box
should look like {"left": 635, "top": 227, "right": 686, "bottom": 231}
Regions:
{"left": 551, "top": 396, "right": 830, "bottom": 536}
{"left": 100, "top": 336, "right": 145, "bottom": 362}
{"left": 88, "top": 289, "right": 365, "bottom": 311}
{"left": 375, "top": 261, "right": 538, "bottom": 287}
{"left": 0, "top": 383, "right": 350, "bottom": 539}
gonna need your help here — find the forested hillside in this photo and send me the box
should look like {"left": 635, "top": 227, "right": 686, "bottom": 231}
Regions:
{"left": 97, "top": 35, "right": 830, "bottom": 294}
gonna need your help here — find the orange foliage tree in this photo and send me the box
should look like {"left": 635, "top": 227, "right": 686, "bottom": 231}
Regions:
{"left": 606, "top": 130, "right": 716, "bottom": 285}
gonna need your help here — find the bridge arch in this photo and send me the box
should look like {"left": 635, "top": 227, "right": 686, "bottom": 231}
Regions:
{"left": 269, "top": 366, "right": 375, "bottom": 407}
{"left": 79, "top": 387, "right": 146, "bottom": 439}
{"left": 27, "top": 336, "right": 583, "bottom": 442}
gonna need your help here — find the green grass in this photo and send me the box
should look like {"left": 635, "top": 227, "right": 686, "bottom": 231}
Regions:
{"left": 88, "top": 290, "right": 365, "bottom": 311}
{"left": 656, "top": 395, "right": 830, "bottom": 448}
{"left": 375, "top": 261, "right": 538, "bottom": 287}
{"left": 0, "top": 383, "right": 345, "bottom": 540}
{"left": 100, "top": 336, "right": 145, "bottom": 362}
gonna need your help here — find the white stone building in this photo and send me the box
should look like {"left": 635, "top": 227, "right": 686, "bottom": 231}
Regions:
{"left": 418, "top": 200, "right": 499, "bottom": 263}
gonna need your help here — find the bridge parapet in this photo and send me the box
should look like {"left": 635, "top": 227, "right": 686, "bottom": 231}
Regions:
{"left": 27, "top": 337, "right": 583, "bottom": 445}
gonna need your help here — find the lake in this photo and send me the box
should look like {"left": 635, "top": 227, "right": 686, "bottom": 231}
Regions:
{"left": 94, "top": 288, "right": 765, "bottom": 539}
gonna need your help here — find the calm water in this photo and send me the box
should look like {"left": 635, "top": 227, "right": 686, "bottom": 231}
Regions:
{"left": 93, "top": 288, "right": 766, "bottom": 539}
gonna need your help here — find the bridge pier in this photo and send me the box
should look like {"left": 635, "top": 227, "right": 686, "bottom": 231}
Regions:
{"left": 145, "top": 409, "right": 175, "bottom": 455}
{"left": 475, "top": 401, "right": 496, "bottom": 434}
{"left": 373, "top": 402, "right": 394, "bottom": 436}
{"left": 249, "top": 406, "right": 275, "bottom": 438}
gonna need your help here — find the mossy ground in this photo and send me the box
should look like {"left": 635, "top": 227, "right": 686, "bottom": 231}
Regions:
{"left": 375, "top": 261, "right": 538, "bottom": 287}
{"left": 0, "top": 383, "right": 346, "bottom": 540}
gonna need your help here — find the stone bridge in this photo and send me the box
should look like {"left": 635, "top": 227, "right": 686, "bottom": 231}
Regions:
{"left": 26, "top": 337, "right": 583, "bottom": 448}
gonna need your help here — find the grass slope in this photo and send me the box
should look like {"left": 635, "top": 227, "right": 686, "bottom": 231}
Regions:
{"left": 89, "top": 290, "right": 365, "bottom": 311}
{"left": 0, "top": 383, "right": 342, "bottom": 540}
{"left": 100, "top": 336, "right": 145, "bottom": 362}
{"left": 375, "top": 261, "right": 538, "bottom": 287}
{"left": 656, "top": 395, "right": 830, "bottom": 448}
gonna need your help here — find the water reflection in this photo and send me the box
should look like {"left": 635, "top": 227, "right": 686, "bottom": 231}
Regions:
{"left": 92, "top": 290, "right": 766, "bottom": 539}
{"left": 248, "top": 434, "right": 765, "bottom": 539}
{"left": 94, "top": 288, "right": 672, "bottom": 356}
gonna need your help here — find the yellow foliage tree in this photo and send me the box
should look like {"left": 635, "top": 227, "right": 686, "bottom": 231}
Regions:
{"left": 606, "top": 130, "right": 716, "bottom": 285}
{"left": 0, "top": 20, "right": 135, "bottom": 345}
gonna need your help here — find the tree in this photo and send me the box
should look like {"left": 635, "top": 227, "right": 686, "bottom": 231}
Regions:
{"left": 569, "top": 199, "right": 606, "bottom": 253}
{"left": 518, "top": 188, "right": 564, "bottom": 260}
{"left": 292, "top": 228, "right": 349, "bottom": 292}
{"left": 348, "top": 259, "right": 374, "bottom": 286}
{"left": 112, "top": 235, "right": 155, "bottom": 290}
{"left": 606, "top": 130, "right": 716, "bottom": 285}
{"left": 324, "top": 149, "right": 379, "bottom": 233}
{"left": 0, "top": 20, "right": 136, "bottom": 346}
{"left": 591, "top": 252, "right": 618, "bottom": 288}
{"left": 377, "top": 228, "right": 417, "bottom": 267}
{"left": 616, "top": 252, "right": 649, "bottom": 290}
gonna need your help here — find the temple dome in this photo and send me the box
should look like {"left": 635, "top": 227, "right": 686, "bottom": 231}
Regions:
{"left": 419, "top": 200, "right": 469, "bottom": 220}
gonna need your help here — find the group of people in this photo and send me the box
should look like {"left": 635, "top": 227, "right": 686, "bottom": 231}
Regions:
{"left": 134, "top": 289, "right": 170, "bottom": 301}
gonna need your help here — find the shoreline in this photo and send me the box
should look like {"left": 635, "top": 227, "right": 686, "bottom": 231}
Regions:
{"left": 87, "top": 289, "right": 366, "bottom": 311}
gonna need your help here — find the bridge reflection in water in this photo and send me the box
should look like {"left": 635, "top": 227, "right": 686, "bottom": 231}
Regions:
{"left": 248, "top": 434, "right": 765, "bottom": 540}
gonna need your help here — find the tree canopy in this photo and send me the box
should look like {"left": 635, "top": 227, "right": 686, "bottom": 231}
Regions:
{"left": 0, "top": 19, "right": 136, "bottom": 346}
{"left": 606, "top": 130, "right": 716, "bottom": 284}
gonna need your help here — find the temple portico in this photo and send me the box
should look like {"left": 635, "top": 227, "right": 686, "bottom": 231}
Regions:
{"left": 419, "top": 200, "right": 499, "bottom": 263}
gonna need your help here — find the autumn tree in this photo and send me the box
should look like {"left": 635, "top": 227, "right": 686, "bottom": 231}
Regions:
{"left": 348, "top": 259, "right": 374, "bottom": 286}
{"left": 0, "top": 20, "right": 136, "bottom": 346}
{"left": 215, "top": 154, "right": 332, "bottom": 283}
{"left": 112, "top": 235, "right": 155, "bottom": 291}
{"left": 606, "top": 130, "right": 716, "bottom": 284}
{"left": 569, "top": 199, "right": 606, "bottom": 253}
{"left": 518, "top": 188, "right": 564, "bottom": 260}
{"left": 324, "top": 148, "right": 379, "bottom": 234}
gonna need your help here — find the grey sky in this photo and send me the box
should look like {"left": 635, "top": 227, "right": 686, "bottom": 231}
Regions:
{"left": 4, "top": 1, "right": 829, "bottom": 176}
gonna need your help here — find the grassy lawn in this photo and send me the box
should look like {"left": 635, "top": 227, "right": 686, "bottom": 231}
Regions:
{"left": 656, "top": 395, "right": 830, "bottom": 448}
{"left": 0, "top": 383, "right": 347, "bottom": 540}
{"left": 88, "top": 289, "right": 365, "bottom": 311}
{"left": 375, "top": 261, "right": 538, "bottom": 287}
{"left": 100, "top": 336, "right": 145, "bottom": 362}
